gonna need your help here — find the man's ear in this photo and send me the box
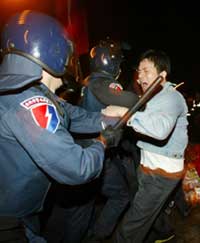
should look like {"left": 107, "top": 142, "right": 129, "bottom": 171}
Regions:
{"left": 159, "top": 70, "right": 167, "bottom": 79}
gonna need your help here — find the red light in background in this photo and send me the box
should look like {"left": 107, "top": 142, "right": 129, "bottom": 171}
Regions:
{"left": 55, "top": 0, "right": 89, "bottom": 55}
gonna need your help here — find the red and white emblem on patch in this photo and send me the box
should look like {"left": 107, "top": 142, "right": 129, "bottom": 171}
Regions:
{"left": 109, "top": 82, "right": 123, "bottom": 92}
{"left": 20, "top": 96, "right": 60, "bottom": 133}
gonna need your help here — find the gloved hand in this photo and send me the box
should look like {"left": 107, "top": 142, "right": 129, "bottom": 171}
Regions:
{"left": 100, "top": 125, "right": 123, "bottom": 148}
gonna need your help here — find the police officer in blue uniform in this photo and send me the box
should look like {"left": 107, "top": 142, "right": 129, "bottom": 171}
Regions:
{"left": 0, "top": 10, "right": 121, "bottom": 243}
{"left": 81, "top": 39, "right": 138, "bottom": 111}
{"left": 75, "top": 40, "right": 139, "bottom": 243}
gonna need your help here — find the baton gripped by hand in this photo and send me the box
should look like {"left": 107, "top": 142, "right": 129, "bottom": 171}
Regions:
{"left": 113, "top": 75, "right": 164, "bottom": 129}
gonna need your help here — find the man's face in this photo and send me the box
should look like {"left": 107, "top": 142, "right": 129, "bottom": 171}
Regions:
{"left": 137, "top": 58, "right": 159, "bottom": 92}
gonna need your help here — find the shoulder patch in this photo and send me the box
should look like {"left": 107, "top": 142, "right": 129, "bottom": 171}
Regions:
{"left": 109, "top": 83, "right": 123, "bottom": 91}
{"left": 20, "top": 96, "right": 60, "bottom": 133}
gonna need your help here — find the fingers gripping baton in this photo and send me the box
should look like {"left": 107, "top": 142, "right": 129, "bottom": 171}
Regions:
{"left": 113, "top": 75, "right": 164, "bottom": 129}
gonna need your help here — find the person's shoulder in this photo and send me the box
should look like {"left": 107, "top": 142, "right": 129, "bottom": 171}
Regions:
{"left": 164, "top": 84, "right": 187, "bottom": 108}
{"left": 163, "top": 82, "right": 182, "bottom": 96}
{"left": 89, "top": 73, "right": 115, "bottom": 88}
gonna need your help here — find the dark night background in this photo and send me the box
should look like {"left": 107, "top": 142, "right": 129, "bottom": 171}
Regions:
{"left": 87, "top": 0, "right": 200, "bottom": 94}
{"left": 0, "top": 0, "right": 200, "bottom": 94}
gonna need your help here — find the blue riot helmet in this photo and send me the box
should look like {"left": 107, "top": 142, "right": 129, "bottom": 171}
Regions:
{"left": 1, "top": 10, "right": 73, "bottom": 77}
{"left": 89, "top": 39, "right": 123, "bottom": 78}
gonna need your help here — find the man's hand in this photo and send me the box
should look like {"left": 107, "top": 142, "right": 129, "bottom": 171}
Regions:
{"left": 100, "top": 125, "right": 123, "bottom": 148}
{"left": 101, "top": 105, "right": 128, "bottom": 117}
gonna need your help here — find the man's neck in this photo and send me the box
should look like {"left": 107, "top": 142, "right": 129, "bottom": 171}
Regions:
{"left": 41, "top": 70, "right": 62, "bottom": 93}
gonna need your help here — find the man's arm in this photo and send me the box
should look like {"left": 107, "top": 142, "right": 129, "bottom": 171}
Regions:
{"left": 89, "top": 78, "right": 139, "bottom": 108}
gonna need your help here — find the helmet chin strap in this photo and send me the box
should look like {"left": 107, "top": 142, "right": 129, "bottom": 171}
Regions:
{"left": 114, "top": 68, "right": 121, "bottom": 80}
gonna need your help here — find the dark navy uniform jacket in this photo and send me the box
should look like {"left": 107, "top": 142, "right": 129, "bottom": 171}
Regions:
{"left": 81, "top": 71, "right": 139, "bottom": 112}
{"left": 0, "top": 54, "right": 113, "bottom": 218}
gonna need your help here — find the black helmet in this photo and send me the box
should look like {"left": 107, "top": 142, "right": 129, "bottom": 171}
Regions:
{"left": 89, "top": 39, "right": 123, "bottom": 77}
{"left": 1, "top": 10, "right": 73, "bottom": 77}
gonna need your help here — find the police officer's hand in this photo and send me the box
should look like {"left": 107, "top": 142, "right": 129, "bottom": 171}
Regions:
{"left": 101, "top": 105, "right": 128, "bottom": 117}
{"left": 100, "top": 125, "right": 123, "bottom": 148}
